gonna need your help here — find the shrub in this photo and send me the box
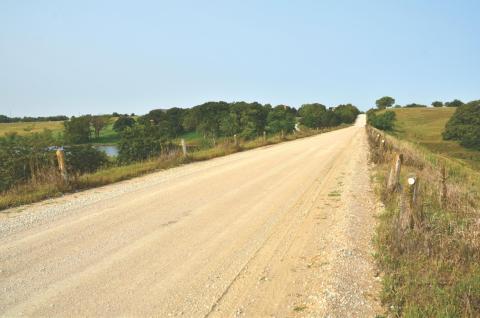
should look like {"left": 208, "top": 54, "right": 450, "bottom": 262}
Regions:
{"left": 404, "top": 103, "right": 427, "bottom": 108}
{"left": 367, "top": 110, "right": 396, "bottom": 130}
{"left": 113, "top": 116, "right": 136, "bottom": 132}
{"left": 443, "top": 101, "right": 480, "bottom": 150}
{"left": 118, "top": 124, "right": 168, "bottom": 163}
{"left": 64, "top": 145, "right": 108, "bottom": 175}
{"left": 445, "top": 99, "right": 464, "bottom": 107}
{"left": 0, "top": 131, "right": 56, "bottom": 192}
{"left": 64, "top": 116, "right": 92, "bottom": 144}
{"left": 266, "top": 105, "right": 296, "bottom": 134}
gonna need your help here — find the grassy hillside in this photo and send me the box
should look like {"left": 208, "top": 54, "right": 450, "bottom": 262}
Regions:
{"left": 388, "top": 107, "right": 480, "bottom": 170}
{"left": 0, "top": 121, "right": 64, "bottom": 136}
{"left": 368, "top": 125, "right": 480, "bottom": 317}
{"left": 0, "top": 117, "right": 121, "bottom": 144}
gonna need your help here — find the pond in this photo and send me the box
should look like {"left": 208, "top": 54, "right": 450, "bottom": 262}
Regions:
{"left": 94, "top": 145, "right": 119, "bottom": 157}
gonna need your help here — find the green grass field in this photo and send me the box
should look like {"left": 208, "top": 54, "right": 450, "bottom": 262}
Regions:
{"left": 0, "top": 121, "right": 64, "bottom": 136}
{"left": 388, "top": 107, "right": 480, "bottom": 170}
{"left": 0, "top": 117, "right": 121, "bottom": 145}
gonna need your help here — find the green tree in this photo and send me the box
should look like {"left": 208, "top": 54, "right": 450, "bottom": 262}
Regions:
{"left": 445, "top": 99, "right": 464, "bottom": 107}
{"left": 91, "top": 116, "right": 107, "bottom": 139}
{"left": 64, "top": 145, "right": 108, "bottom": 174}
{"left": 443, "top": 100, "right": 480, "bottom": 149}
{"left": 432, "top": 101, "right": 443, "bottom": 107}
{"left": 376, "top": 96, "right": 395, "bottom": 110}
{"left": 367, "top": 110, "right": 396, "bottom": 130}
{"left": 118, "top": 124, "right": 168, "bottom": 163}
{"left": 165, "top": 107, "right": 185, "bottom": 137}
{"left": 113, "top": 116, "right": 136, "bottom": 132}
{"left": 266, "top": 105, "right": 295, "bottom": 134}
{"left": 298, "top": 103, "right": 326, "bottom": 128}
{"left": 333, "top": 104, "right": 360, "bottom": 124}
{"left": 64, "top": 116, "right": 92, "bottom": 144}
{"left": 219, "top": 112, "right": 241, "bottom": 136}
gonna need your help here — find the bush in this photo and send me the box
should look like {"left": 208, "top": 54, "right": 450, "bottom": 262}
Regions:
{"left": 367, "top": 110, "right": 396, "bottom": 130}
{"left": 404, "top": 103, "right": 427, "bottom": 108}
{"left": 113, "top": 116, "right": 136, "bottom": 132}
{"left": 266, "top": 105, "right": 296, "bottom": 134}
{"left": 64, "top": 145, "right": 108, "bottom": 175}
{"left": 334, "top": 104, "right": 360, "bottom": 123}
{"left": 443, "top": 101, "right": 480, "bottom": 150}
{"left": 118, "top": 124, "right": 168, "bottom": 163}
{"left": 64, "top": 116, "right": 92, "bottom": 144}
{"left": 0, "top": 131, "right": 56, "bottom": 192}
{"left": 445, "top": 99, "right": 464, "bottom": 107}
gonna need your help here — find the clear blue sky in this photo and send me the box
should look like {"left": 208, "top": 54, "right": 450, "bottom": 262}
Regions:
{"left": 1, "top": 0, "right": 479, "bottom": 116}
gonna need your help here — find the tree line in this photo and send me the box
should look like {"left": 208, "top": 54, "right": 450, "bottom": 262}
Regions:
{"left": 374, "top": 96, "right": 466, "bottom": 109}
{"left": 115, "top": 101, "right": 359, "bottom": 162}
{"left": 0, "top": 115, "right": 69, "bottom": 123}
{"left": 0, "top": 100, "right": 359, "bottom": 192}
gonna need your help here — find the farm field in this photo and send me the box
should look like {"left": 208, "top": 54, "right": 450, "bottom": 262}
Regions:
{"left": 0, "top": 118, "right": 121, "bottom": 145}
{"left": 0, "top": 121, "right": 64, "bottom": 136}
{"left": 389, "top": 107, "right": 480, "bottom": 170}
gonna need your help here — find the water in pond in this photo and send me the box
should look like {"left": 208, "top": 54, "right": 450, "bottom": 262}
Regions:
{"left": 95, "top": 145, "right": 119, "bottom": 157}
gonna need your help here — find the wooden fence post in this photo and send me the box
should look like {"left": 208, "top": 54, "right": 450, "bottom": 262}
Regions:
{"left": 400, "top": 175, "right": 423, "bottom": 230}
{"left": 263, "top": 131, "right": 266, "bottom": 142}
{"left": 281, "top": 130, "right": 285, "bottom": 140}
{"left": 56, "top": 149, "right": 68, "bottom": 182}
{"left": 181, "top": 139, "right": 187, "bottom": 157}
{"left": 233, "top": 134, "right": 238, "bottom": 147}
{"left": 387, "top": 153, "right": 403, "bottom": 193}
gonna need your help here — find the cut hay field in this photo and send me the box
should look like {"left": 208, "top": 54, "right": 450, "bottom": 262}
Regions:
{"left": 389, "top": 107, "right": 480, "bottom": 170}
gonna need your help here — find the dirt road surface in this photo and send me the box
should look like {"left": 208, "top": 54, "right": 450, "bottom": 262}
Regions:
{"left": 0, "top": 115, "right": 381, "bottom": 317}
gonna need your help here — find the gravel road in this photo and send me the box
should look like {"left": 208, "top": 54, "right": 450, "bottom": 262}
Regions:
{"left": 0, "top": 115, "right": 381, "bottom": 317}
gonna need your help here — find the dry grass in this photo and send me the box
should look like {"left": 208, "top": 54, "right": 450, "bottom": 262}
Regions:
{"left": 368, "top": 126, "right": 480, "bottom": 317}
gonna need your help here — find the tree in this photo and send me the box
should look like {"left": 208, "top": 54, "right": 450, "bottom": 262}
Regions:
{"left": 117, "top": 124, "right": 168, "bottom": 163}
{"left": 432, "top": 101, "right": 443, "bottom": 108}
{"left": 376, "top": 96, "right": 395, "bottom": 110}
{"left": 64, "top": 116, "right": 92, "bottom": 144}
{"left": 266, "top": 105, "right": 296, "bottom": 134}
{"left": 219, "top": 112, "right": 241, "bottom": 136}
{"left": 298, "top": 103, "right": 326, "bottom": 128}
{"left": 64, "top": 145, "right": 108, "bottom": 174}
{"left": 333, "top": 104, "right": 360, "bottom": 124}
{"left": 443, "top": 100, "right": 480, "bottom": 149}
{"left": 91, "top": 116, "right": 107, "bottom": 139}
{"left": 165, "top": 107, "right": 185, "bottom": 137}
{"left": 113, "top": 116, "right": 136, "bottom": 132}
{"left": 445, "top": 99, "right": 464, "bottom": 107}
{"left": 367, "top": 110, "right": 396, "bottom": 130}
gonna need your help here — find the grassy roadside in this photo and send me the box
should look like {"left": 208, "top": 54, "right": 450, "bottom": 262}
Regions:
{"left": 0, "top": 124, "right": 350, "bottom": 211}
{"left": 368, "top": 126, "right": 480, "bottom": 317}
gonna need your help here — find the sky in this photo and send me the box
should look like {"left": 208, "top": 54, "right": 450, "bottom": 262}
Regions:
{"left": 1, "top": 0, "right": 479, "bottom": 116}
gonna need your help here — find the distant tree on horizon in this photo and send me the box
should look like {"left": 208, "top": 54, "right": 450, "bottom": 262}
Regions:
{"left": 376, "top": 96, "right": 395, "bottom": 110}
